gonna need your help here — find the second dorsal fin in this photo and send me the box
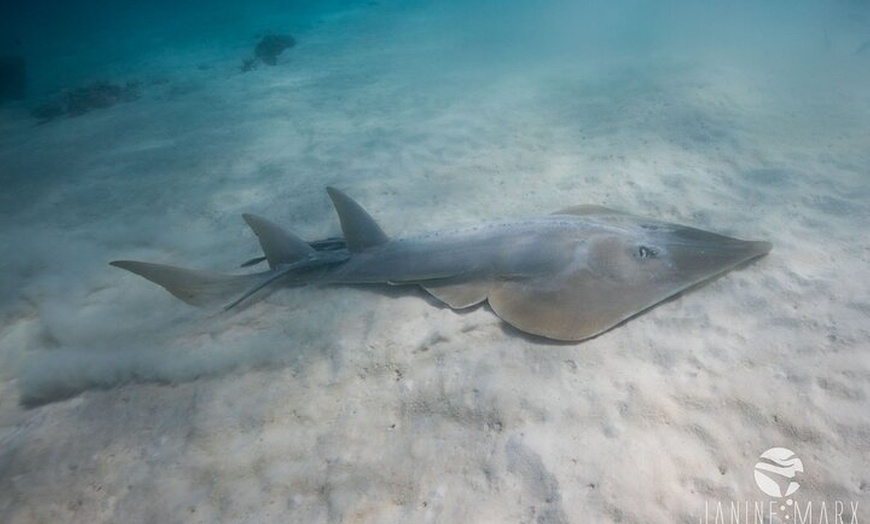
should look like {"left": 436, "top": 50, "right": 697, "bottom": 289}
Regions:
{"left": 242, "top": 213, "right": 315, "bottom": 269}
{"left": 326, "top": 187, "right": 390, "bottom": 252}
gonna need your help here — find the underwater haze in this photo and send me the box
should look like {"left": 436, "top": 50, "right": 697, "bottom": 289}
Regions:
{"left": 1, "top": 0, "right": 868, "bottom": 523}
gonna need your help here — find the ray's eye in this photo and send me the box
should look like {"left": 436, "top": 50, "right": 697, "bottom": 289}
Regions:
{"left": 637, "top": 245, "right": 658, "bottom": 259}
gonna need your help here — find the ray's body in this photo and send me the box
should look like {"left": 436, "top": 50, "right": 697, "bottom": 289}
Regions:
{"left": 111, "top": 188, "right": 771, "bottom": 341}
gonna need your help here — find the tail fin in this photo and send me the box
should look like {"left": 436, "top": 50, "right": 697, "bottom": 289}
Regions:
{"left": 242, "top": 213, "right": 316, "bottom": 269}
{"left": 110, "top": 260, "right": 263, "bottom": 307}
{"left": 326, "top": 187, "right": 389, "bottom": 252}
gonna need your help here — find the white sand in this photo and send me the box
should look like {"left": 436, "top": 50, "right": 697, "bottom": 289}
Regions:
{"left": 1, "top": 1, "right": 868, "bottom": 523}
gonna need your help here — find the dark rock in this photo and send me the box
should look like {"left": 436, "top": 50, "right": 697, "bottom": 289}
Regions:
{"left": 30, "top": 100, "right": 65, "bottom": 121}
{"left": 254, "top": 34, "right": 296, "bottom": 66}
{"left": 0, "top": 55, "right": 26, "bottom": 101}
{"left": 65, "top": 80, "right": 139, "bottom": 116}
{"left": 240, "top": 56, "right": 259, "bottom": 73}
{"left": 31, "top": 80, "right": 140, "bottom": 122}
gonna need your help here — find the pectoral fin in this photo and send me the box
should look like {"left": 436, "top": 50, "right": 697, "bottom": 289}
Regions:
{"left": 487, "top": 271, "right": 678, "bottom": 341}
{"left": 486, "top": 230, "right": 771, "bottom": 341}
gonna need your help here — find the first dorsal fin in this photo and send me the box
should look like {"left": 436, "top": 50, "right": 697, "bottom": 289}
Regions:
{"left": 326, "top": 187, "right": 389, "bottom": 252}
{"left": 242, "top": 213, "right": 315, "bottom": 269}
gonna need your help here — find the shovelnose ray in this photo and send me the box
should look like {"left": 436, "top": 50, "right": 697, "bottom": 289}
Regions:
{"left": 111, "top": 187, "right": 771, "bottom": 341}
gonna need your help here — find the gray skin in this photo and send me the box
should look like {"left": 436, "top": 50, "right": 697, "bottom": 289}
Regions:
{"left": 326, "top": 217, "right": 582, "bottom": 284}
{"left": 111, "top": 187, "right": 771, "bottom": 341}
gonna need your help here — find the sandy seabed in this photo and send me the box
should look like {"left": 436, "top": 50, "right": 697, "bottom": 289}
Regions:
{"left": 0, "top": 2, "right": 868, "bottom": 523}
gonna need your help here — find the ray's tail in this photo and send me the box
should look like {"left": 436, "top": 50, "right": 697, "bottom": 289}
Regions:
{"left": 110, "top": 201, "right": 357, "bottom": 309}
{"left": 109, "top": 260, "right": 266, "bottom": 307}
